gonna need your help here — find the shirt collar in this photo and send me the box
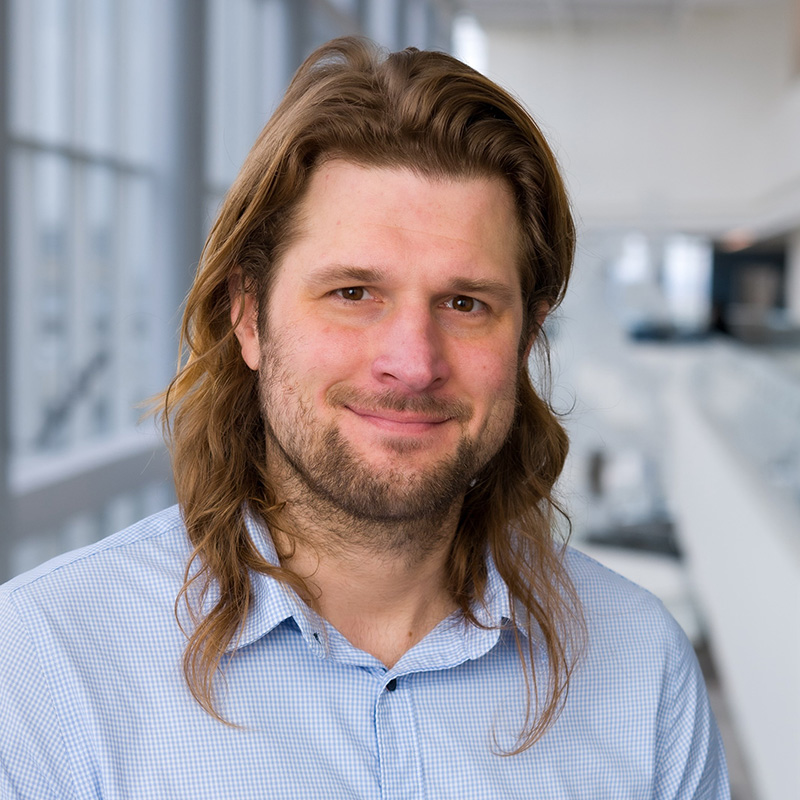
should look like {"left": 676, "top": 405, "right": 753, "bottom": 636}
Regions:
{"left": 222, "top": 511, "right": 324, "bottom": 652}
{"left": 228, "top": 509, "right": 523, "bottom": 658}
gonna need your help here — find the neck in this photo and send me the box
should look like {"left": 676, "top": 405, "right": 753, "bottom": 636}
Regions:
{"left": 268, "top": 471, "right": 464, "bottom": 668}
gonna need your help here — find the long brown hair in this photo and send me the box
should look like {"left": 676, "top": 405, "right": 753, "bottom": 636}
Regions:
{"left": 160, "top": 36, "right": 582, "bottom": 752}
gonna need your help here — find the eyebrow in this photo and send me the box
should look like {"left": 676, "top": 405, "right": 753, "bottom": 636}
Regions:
{"left": 305, "top": 265, "right": 385, "bottom": 288}
{"left": 305, "top": 264, "right": 518, "bottom": 305}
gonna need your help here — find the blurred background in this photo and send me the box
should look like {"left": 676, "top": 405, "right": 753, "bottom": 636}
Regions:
{"left": 0, "top": 1, "right": 798, "bottom": 798}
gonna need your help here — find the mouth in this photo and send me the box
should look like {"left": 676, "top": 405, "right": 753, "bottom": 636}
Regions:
{"left": 345, "top": 405, "right": 452, "bottom": 434}
{"left": 326, "top": 386, "right": 472, "bottom": 437}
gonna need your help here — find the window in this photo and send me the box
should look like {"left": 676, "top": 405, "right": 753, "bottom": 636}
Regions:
{"left": 1, "top": 0, "right": 457, "bottom": 581}
{"left": 8, "top": 0, "right": 169, "bottom": 465}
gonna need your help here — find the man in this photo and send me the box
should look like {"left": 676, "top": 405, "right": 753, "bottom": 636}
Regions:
{"left": 1, "top": 38, "right": 728, "bottom": 798}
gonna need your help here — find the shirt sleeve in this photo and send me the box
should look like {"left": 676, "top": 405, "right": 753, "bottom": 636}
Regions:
{"left": 0, "top": 590, "right": 76, "bottom": 799}
{"left": 653, "top": 616, "right": 731, "bottom": 800}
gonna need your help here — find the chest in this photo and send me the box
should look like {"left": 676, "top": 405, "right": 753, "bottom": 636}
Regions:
{"left": 60, "top": 628, "right": 657, "bottom": 800}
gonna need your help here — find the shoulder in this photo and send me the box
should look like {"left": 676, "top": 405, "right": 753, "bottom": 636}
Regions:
{"left": 0, "top": 503, "right": 194, "bottom": 721}
{"left": 559, "top": 545, "right": 699, "bottom": 714}
{"left": 564, "top": 544, "right": 665, "bottom": 604}
{"left": 563, "top": 545, "right": 685, "bottom": 644}
{"left": 1, "top": 504, "right": 191, "bottom": 626}
{"left": 0, "top": 505, "right": 192, "bottom": 799}
{"left": 556, "top": 548, "right": 729, "bottom": 796}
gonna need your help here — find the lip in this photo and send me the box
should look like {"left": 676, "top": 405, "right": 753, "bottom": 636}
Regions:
{"left": 345, "top": 405, "right": 451, "bottom": 433}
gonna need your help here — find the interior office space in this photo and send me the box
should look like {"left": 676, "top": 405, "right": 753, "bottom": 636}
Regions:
{"left": 1, "top": 2, "right": 798, "bottom": 799}
{"left": 461, "top": 3, "right": 800, "bottom": 799}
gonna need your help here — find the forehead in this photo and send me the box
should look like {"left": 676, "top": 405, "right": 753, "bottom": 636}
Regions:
{"left": 276, "top": 159, "right": 523, "bottom": 288}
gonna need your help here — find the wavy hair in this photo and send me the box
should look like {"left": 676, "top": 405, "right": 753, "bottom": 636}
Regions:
{"left": 160, "top": 36, "right": 583, "bottom": 752}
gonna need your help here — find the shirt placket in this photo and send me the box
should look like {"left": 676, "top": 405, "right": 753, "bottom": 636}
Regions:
{"left": 375, "top": 674, "right": 424, "bottom": 800}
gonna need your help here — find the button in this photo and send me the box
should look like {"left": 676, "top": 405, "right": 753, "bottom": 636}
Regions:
{"left": 386, "top": 678, "right": 397, "bottom": 692}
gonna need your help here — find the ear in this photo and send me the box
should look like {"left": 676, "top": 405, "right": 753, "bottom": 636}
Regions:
{"left": 229, "top": 269, "right": 260, "bottom": 371}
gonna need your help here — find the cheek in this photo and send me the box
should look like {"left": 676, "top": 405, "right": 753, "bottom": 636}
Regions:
{"left": 292, "top": 326, "right": 369, "bottom": 388}
{"left": 453, "top": 342, "right": 520, "bottom": 407}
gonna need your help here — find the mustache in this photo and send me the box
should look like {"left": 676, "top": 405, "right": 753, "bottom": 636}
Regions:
{"left": 326, "top": 386, "right": 473, "bottom": 423}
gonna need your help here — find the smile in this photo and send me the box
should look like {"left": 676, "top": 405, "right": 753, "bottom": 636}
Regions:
{"left": 345, "top": 405, "right": 452, "bottom": 434}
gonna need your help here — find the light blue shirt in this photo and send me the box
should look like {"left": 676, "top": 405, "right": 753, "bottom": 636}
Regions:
{"left": 0, "top": 505, "right": 729, "bottom": 799}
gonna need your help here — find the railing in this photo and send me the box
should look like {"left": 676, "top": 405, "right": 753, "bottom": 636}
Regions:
{"left": 3, "top": 430, "right": 173, "bottom": 582}
{"left": 693, "top": 340, "right": 800, "bottom": 510}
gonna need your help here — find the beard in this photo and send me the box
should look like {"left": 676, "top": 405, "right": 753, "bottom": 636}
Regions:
{"left": 258, "top": 339, "right": 515, "bottom": 535}
{"left": 264, "top": 395, "right": 482, "bottom": 525}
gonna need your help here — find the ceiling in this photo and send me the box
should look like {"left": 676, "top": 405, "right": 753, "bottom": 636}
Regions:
{"left": 460, "top": 0, "right": 779, "bottom": 28}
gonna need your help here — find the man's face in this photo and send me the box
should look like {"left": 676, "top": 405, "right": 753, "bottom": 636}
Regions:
{"left": 235, "top": 160, "right": 526, "bottom": 525}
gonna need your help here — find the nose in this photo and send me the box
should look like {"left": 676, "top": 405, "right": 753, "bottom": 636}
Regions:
{"left": 371, "top": 307, "right": 450, "bottom": 393}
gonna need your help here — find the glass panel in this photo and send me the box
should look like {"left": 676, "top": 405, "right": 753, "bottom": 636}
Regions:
{"left": 307, "top": 1, "right": 352, "bottom": 52}
{"left": 327, "top": 0, "right": 358, "bottom": 16}
{"left": 453, "top": 13, "right": 488, "bottom": 73}
{"left": 119, "top": 175, "right": 164, "bottom": 425}
{"left": 118, "top": 0, "right": 155, "bottom": 162}
{"left": 207, "top": 0, "right": 284, "bottom": 189}
{"left": 207, "top": 0, "right": 249, "bottom": 187}
{"left": 403, "top": 0, "right": 428, "bottom": 49}
{"left": 79, "top": 166, "right": 116, "bottom": 439}
{"left": 9, "top": 0, "right": 35, "bottom": 134}
{"left": 9, "top": 0, "right": 163, "bottom": 460}
{"left": 206, "top": 0, "right": 231, "bottom": 187}
{"left": 32, "top": 0, "right": 73, "bottom": 142}
{"left": 259, "top": 0, "right": 292, "bottom": 117}
{"left": 363, "top": 0, "right": 400, "bottom": 49}
{"left": 6, "top": 0, "right": 172, "bottom": 575}
{"left": 204, "top": 191, "right": 226, "bottom": 234}
{"left": 30, "top": 154, "right": 73, "bottom": 454}
{"left": 80, "top": 0, "right": 116, "bottom": 151}
{"left": 427, "top": 2, "right": 454, "bottom": 52}
{"left": 9, "top": 152, "right": 37, "bottom": 458}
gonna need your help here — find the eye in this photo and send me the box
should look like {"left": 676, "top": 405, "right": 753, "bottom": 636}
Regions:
{"left": 335, "top": 287, "right": 370, "bottom": 301}
{"left": 446, "top": 295, "right": 484, "bottom": 313}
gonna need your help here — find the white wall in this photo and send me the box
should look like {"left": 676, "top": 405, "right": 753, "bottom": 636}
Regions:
{"left": 668, "top": 365, "right": 800, "bottom": 800}
{"left": 483, "top": 2, "right": 799, "bottom": 236}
